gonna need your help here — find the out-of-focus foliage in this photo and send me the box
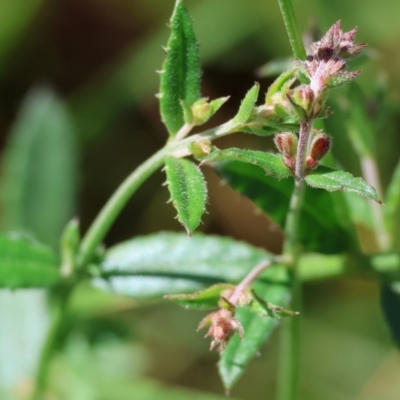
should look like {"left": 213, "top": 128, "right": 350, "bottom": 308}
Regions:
{"left": 1, "top": 0, "right": 400, "bottom": 399}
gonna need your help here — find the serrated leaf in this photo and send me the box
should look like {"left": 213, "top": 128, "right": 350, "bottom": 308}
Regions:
{"left": 165, "top": 157, "right": 207, "bottom": 235}
{"left": 200, "top": 148, "right": 291, "bottom": 179}
{"left": 305, "top": 165, "right": 382, "bottom": 203}
{"left": 0, "top": 87, "right": 78, "bottom": 249}
{"left": 381, "top": 282, "right": 400, "bottom": 347}
{"left": 159, "top": 0, "right": 201, "bottom": 136}
{"left": 233, "top": 83, "right": 260, "bottom": 124}
{"left": 93, "top": 232, "right": 273, "bottom": 298}
{"left": 165, "top": 283, "right": 234, "bottom": 310}
{"left": 0, "top": 233, "right": 60, "bottom": 288}
{"left": 215, "top": 161, "right": 349, "bottom": 253}
{"left": 219, "top": 271, "right": 291, "bottom": 390}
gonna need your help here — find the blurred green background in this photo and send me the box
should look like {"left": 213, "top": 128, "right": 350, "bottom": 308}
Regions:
{"left": 1, "top": 0, "right": 400, "bottom": 399}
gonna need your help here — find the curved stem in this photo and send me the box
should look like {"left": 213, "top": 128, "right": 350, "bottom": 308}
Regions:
{"left": 77, "top": 148, "right": 168, "bottom": 266}
{"left": 31, "top": 284, "right": 73, "bottom": 400}
{"left": 229, "top": 259, "right": 273, "bottom": 305}
{"left": 277, "top": 0, "right": 307, "bottom": 60}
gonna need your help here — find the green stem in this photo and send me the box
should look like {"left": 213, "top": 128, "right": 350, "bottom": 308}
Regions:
{"left": 277, "top": 178, "right": 305, "bottom": 400}
{"left": 31, "top": 284, "right": 73, "bottom": 400}
{"left": 277, "top": 0, "right": 307, "bottom": 60}
{"left": 31, "top": 120, "right": 240, "bottom": 397}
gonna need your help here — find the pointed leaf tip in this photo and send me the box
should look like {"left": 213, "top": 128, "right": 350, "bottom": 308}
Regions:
{"left": 159, "top": 0, "right": 201, "bottom": 136}
{"left": 234, "top": 83, "right": 260, "bottom": 124}
{"left": 305, "top": 166, "right": 382, "bottom": 203}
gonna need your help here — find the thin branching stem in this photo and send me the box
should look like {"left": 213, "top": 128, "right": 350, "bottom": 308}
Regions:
{"left": 229, "top": 260, "right": 273, "bottom": 305}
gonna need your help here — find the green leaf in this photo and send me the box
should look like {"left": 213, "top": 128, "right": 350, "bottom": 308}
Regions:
{"left": 219, "top": 270, "right": 291, "bottom": 390}
{"left": 345, "top": 82, "right": 375, "bottom": 158}
{"left": 94, "top": 232, "right": 273, "bottom": 298}
{"left": 265, "top": 68, "right": 296, "bottom": 106}
{"left": 159, "top": 0, "right": 201, "bottom": 136}
{"left": 165, "top": 157, "right": 207, "bottom": 235}
{"left": 0, "top": 233, "right": 59, "bottom": 288}
{"left": 0, "top": 87, "right": 78, "bottom": 249}
{"left": 381, "top": 282, "right": 400, "bottom": 348}
{"left": 233, "top": 83, "right": 260, "bottom": 124}
{"left": 384, "top": 158, "right": 400, "bottom": 237}
{"left": 200, "top": 148, "right": 291, "bottom": 179}
{"left": 305, "top": 166, "right": 382, "bottom": 203}
{"left": 215, "top": 161, "right": 349, "bottom": 253}
{"left": 249, "top": 289, "right": 299, "bottom": 318}
{"left": 188, "top": 96, "right": 229, "bottom": 126}
{"left": 256, "top": 58, "right": 292, "bottom": 78}
{"left": 165, "top": 283, "right": 234, "bottom": 310}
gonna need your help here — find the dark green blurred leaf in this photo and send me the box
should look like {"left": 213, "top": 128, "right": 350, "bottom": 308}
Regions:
{"left": 0, "top": 87, "right": 78, "bottom": 249}
{"left": 219, "top": 270, "right": 291, "bottom": 390}
{"left": 70, "top": 0, "right": 278, "bottom": 139}
{"left": 94, "top": 232, "right": 272, "bottom": 298}
{"left": 256, "top": 58, "right": 292, "bottom": 78}
{"left": 381, "top": 282, "right": 400, "bottom": 347}
{"left": 233, "top": 83, "right": 260, "bottom": 124}
{"left": 215, "top": 161, "right": 349, "bottom": 253}
{"left": 384, "top": 158, "right": 400, "bottom": 238}
{"left": 166, "top": 283, "right": 234, "bottom": 310}
{"left": 159, "top": 0, "right": 201, "bottom": 136}
{"left": 345, "top": 82, "right": 375, "bottom": 158}
{"left": 201, "top": 148, "right": 291, "bottom": 179}
{"left": 0, "top": 0, "right": 44, "bottom": 74}
{"left": 0, "top": 233, "right": 59, "bottom": 288}
{"left": 165, "top": 157, "right": 207, "bottom": 235}
{"left": 306, "top": 166, "right": 382, "bottom": 203}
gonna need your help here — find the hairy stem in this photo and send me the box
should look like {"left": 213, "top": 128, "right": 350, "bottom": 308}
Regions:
{"left": 295, "top": 121, "right": 312, "bottom": 180}
{"left": 229, "top": 259, "right": 273, "bottom": 305}
{"left": 77, "top": 148, "right": 168, "bottom": 266}
{"left": 277, "top": 0, "right": 307, "bottom": 60}
{"left": 277, "top": 178, "right": 305, "bottom": 400}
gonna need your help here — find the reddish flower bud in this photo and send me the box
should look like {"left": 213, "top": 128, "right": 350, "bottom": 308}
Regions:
{"left": 306, "top": 133, "right": 332, "bottom": 173}
{"left": 274, "top": 132, "right": 298, "bottom": 157}
{"left": 310, "top": 133, "right": 332, "bottom": 161}
{"left": 274, "top": 132, "right": 298, "bottom": 175}
{"left": 198, "top": 308, "right": 244, "bottom": 353}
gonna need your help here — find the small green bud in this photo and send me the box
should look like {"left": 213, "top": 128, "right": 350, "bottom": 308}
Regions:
{"left": 60, "top": 218, "right": 80, "bottom": 276}
{"left": 287, "top": 85, "right": 314, "bottom": 121}
{"left": 190, "top": 139, "right": 213, "bottom": 160}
